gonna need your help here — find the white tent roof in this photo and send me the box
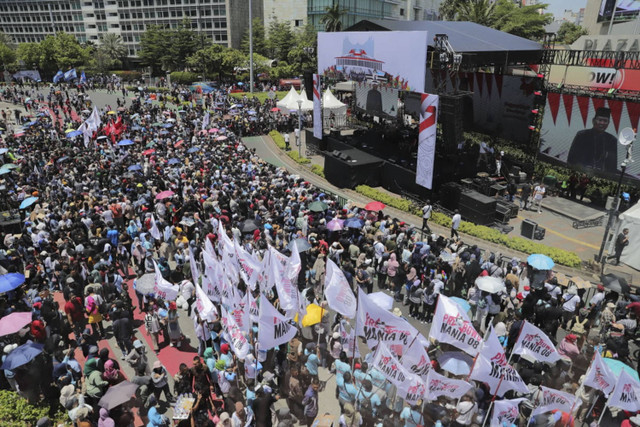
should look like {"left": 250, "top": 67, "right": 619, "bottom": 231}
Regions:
{"left": 276, "top": 87, "right": 300, "bottom": 109}
{"left": 296, "top": 90, "right": 314, "bottom": 111}
{"left": 322, "top": 89, "right": 346, "bottom": 111}
{"left": 617, "top": 201, "right": 640, "bottom": 270}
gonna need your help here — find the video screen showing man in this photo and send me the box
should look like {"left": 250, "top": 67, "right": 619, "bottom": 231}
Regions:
{"left": 366, "top": 84, "right": 383, "bottom": 117}
{"left": 567, "top": 107, "right": 618, "bottom": 174}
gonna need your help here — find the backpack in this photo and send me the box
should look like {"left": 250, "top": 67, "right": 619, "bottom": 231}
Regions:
{"left": 571, "top": 316, "right": 588, "bottom": 335}
{"left": 359, "top": 395, "right": 375, "bottom": 425}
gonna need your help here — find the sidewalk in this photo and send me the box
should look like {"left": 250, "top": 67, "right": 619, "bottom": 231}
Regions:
{"left": 244, "top": 132, "right": 639, "bottom": 285}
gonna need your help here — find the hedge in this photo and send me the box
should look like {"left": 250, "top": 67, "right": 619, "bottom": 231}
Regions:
{"left": 269, "top": 130, "right": 286, "bottom": 149}
{"left": 311, "top": 164, "right": 325, "bottom": 178}
{"left": 355, "top": 185, "right": 582, "bottom": 268}
{"left": 287, "top": 150, "right": 311, "bottom": 164}
{"left": 111, "top": 70, "right": 142, "bottom": 82}
{"left": 169, "top": 71, "right": 198, "bottom": 85}
{"left": 0, "top": 390, "right": 66, "bottom": 426}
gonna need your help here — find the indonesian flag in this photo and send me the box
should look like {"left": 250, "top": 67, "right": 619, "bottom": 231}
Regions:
{"left": 491, "top": 398, "right": 526, "bottom": 427}
{"left": 371, "top": 342, "right": 413, "bottom": 389}
{"left": 512, "top": 321, "right": 560, "bottom": 364}
{"left": 470, "top": 326, "right": 529, "bottom": 397}
{"left": 258, "top": 294, "right": 297, "bottom": 350}
{"left": 583, "top": 351, "right": 616, "bottom": 396}
{"left": 429, "top": 295, "right": 482, "bottom": 356}
{"left": 425, "top": 368, "right": 472, "bottom": 401}
{"left": 324, "top": 259, "right": 356, "bottom": 318}
{"left": 531, "top": 386, "right": 580, "bottom": 417}
{"left": 220, "top": 306, "right": 250, "bottom": 360}
{"left": 607, "top": 370, "right": 640, "bottom": 412}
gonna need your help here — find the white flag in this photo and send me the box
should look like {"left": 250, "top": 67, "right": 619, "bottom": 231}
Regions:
{"left": 371, "top": 343, "right": 412, "bottom": 389}
{"left": 608, "top": 370, "right": 640, "bottom": 412}
{"left": 356, "top": 291, "right": 419, "bottom": 350}
{"left": 152, "top": 260, "right": 179, "bottom": 301}
{"left": 228, "top": 289, "right": 251, "bottom": 333}
{"left": 429, "top": 295, "right": 482, "bottom": 356}
{"left": 258, "top": 294, "right": 297, "bottom": 350}
{"left": 202, "top": 111, "right": 210, "bottom": 130}
{"left": 272, "top": 247, "right": 298, "bottom": 312}
{"left": 397, "top": 374, "right": 427, "bottom": 405}
{"left": 149, "top": 214, "right": 162, "bottom": 240}
{"left": 324, "top": 259, "right": 356, "bottom": 318}
{"left": 193, "top": 282, "right": 217, "bottom": 322}
{"left": 470, "top": 326, "right": 529, "bottom": 397}
{"left": 188, "top": 248, "right": 200, "bottom": 286}
{"left": 425, "top": 369, "right": 472, "bottom": 401}
{"left": 512, "top": 321, "right": 560, "bottom": 364}
{"left": 531, "top": 386, "right": 580, "bottom": 416}
{"left": 338, "top": 322, "right": 360, "bottom": 358}
{"left": 220, "top": 306, "right": 250, "bottom": 360}
{"left": 491, "top": 398, "right": 526, "bottom": 427}
{"left": 202, "top": 250, "right": 222, "bottom": 302}
{"left": 583, "top": 351, "right": 616, "bottom": 396}
{"left": 248, "top": 290, "right": 259, "bottom": 323}
{"left": 285, "top": 243, "right": 302, "bottom": 281}
{"left": 234, "top": 240, "right": 261, "bottom": 290}
{"left": 400, "top": 338, "right": 431, "bottom": 381}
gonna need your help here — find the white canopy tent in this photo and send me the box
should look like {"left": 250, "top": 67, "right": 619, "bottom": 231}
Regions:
{"left": 322, "top": 89, "right": 347, "bottom": 128}
{"left": 613, "top": 201, "right": 640, "bottom": 270}
{"left": 276, "top": 87, "right": 300, "bottom": 112}
{"left": 286, "top": 89, "right": 313, "bottom": 112}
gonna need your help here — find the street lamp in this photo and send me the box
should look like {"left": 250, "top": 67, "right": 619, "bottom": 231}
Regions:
{"left": 297, "top": 99, "right": 302, "bottom": 158}
{"left": 597, "top": 127, "right": 635, "bottom": 269}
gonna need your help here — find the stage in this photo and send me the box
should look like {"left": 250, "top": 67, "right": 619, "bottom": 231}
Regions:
{"left": 538, "top": 196, "right": 606, "bottom": 223}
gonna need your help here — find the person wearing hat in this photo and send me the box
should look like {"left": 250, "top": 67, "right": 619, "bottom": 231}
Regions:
{"left": 151, "top": 360, "right": 175, "bottom": 403}
{"left": 125, "top": 339, "right": 149, "bottom": 374}
{"left": 557, "top": 334, "right": 580, "bottom": 363}
{"left": 166, "top": 301, "right": 182, "bottom": 348}
{"left": 567, "top": 106, "right": 618, "bottom": 174}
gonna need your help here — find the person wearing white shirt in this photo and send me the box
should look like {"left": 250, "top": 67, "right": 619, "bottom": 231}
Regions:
{"left": 421, "top": 200, "right": 432, "bottom": 234}
{"left": 451, "top": 210, "right": 461, "bottom": 240}
{"left": 562, "top": 287, "right": 581, "bottom": 328}
{"left": 532, "top": 183, "right": 546, "bottom": 213}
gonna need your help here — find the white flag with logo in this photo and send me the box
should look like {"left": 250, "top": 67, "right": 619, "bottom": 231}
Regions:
{"left": 193, "top": 282, "right": 217, "bottom": 322}
{"left": 189, "top": 247, "right": 200, "bottom": 285}
{"left": 531, "top": 386, "right": 580, "bottom": 416}
{"left": 397, "top": 374, "right": 427, "bottom": 405}
{"left": 149, "top": 214, "right": 162, "bottom": 240}
{"left": 608, "top": 370, "right": 640, "bottom": 412}
{"left": 470, "top": 326, "right": 529, "bottom": 397}
{"left": 234, "top": 240, "right": 261, "bottom": 290}
{"left": 400, "top": 338, "right": 431, "bottom": 380}
{"left": 258, "top": 294, "right": 297, "bottom": 350}
{"left": 248, "top": 290, "right": 259, "bottom": 323}
{"left": 220, "top": 306, "right": 250, "bottom": 360}
{"left": 286, "top": 242, "right": 302, "bottom": 281}
{"left": 491, "top": 398, "right": 526, "bottom": 427}
{"left": 425, "top": 369, "right": 472, "bottom": 401}
{"left": 429, "top": 295, "right": 482, "bottom": 356}
{"left": 325, "top": 259, "right": 356, "bottom": 318}
{"left": 338, "top": 322, "right": 360, "bottom": 358}
{"left": 271, "top": 248, "right": 298, "bottom": 313}
{"left": 201, "top": 249, "right": 222, "bottom": 302}
{"left": 512, "top": 321, "right": 560, "bottom": 364}
{"left": 583, "top": 351, "right": 616, "bottom": 396}
{"left": 356, "top": 291, "right": 418, "bottom": 350}
{"left": 152, "top": 260, "right": 179, "bottom": 301}
{"left": 371, "top": 342, "right": 412, "bottom": 389}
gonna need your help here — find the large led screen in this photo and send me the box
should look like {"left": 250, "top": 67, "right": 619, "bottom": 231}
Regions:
{"left": 599, "top": 0, "right": 640, "bottom": 21}
{"left": 540, "top": 92, "right": 640, "bottom": 180}
{"left": 318, "top": 31, "right": 428, "bottom": 93}
{"left": 354, "top": 81, "right": 399, "bottom": 118}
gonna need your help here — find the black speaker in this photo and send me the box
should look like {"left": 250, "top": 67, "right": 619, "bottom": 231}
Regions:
{"left": 534, "top": 226, "right": 546, "bottom": 240}
{"left": 521, "top": 219, "right": 537, "bottom": 239}
{"left": 303, "top": 71, "right": 314, "bottom": 101}
{"left": 439, "top": 182, "right": 463, "bottom": 211}
{"left": 339, "top": 152, "right": 349, "bottom": 160}
{"left": 332, "top": 150, "right": 340, "bottom": 157}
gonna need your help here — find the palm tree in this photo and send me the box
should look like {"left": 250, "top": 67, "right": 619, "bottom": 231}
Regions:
{"left": 455, "top": 0, "right": 497, "bottom": 27}
{"left": 99, "top": 33, "right": 127, "bottom": 62}
{"left": 321, "top": 2, "right": 348, "bottom": 32}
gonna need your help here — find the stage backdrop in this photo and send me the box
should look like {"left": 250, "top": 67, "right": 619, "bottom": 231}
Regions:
{"left": 317, "top": 31, "right": 428, "bottom": 93}
{"left": 540, "top": 93, "right": 640, "bottom": 179}
{"left": 354, "top": 82, "right": 399, "bottom": 118}
{"left": 548, "top": 65, "right": 640, "bottom": 93}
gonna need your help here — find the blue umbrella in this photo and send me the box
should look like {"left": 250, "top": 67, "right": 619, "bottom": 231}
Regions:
{"left": 163, "top": 123, "right": 173, "bottom": 128}
{"left": 56, "top": 156, "right": 69, "bottom": 163}
{"left": 187, "top": 147, "right": 199, "bottom": 153}
{"left": 167, "top": 158, "right": 180, "bottom": 165}
{"left": 0, "top": 273, "right": 26, "bottom": 293}
{"left": 117, "top": 139, "right": 134, "bottom": 146}
{"left": 128, "top": 164, "right": 142, "bottom": 171}
{"left": 66, "top": 130, "right": 83, "bottom": 138}
{"left": 131, "top": 125, "right": 143, "bottom": 131}
{"left": 527, "top": 254, "right": 555, "bottom": 270}
{"left": 450, "top": 297, "right": 471, "bottom": 313}
{"left": 0, "top": 169, "right": 10, "bottom": 176}
{"left": 0, "top": 149, "right": 8, "bottom": 155}
{"left": 603, "top": 358, "right": 640, "bottom": 381}
{"left": 159, "top": 130, "right": 169, "bottom": 135}
{"left": 248, "top": 110, "right": 257, "bottom": 115}
{"left": 344, "top": 218, "right": 364, "bottom": 229}
{"left": 19, "top": 196, "right": 38, "bottom": 209}
{"left": 0, "top": 341, "right": 43, "bottom": 370}
{"left": 288, "top": 238, "right": 312, "bottom": 252}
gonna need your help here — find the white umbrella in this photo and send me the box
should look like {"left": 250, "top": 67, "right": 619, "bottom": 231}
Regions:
{"left": 475, "top": 276, "right": 505, "bottom": 294}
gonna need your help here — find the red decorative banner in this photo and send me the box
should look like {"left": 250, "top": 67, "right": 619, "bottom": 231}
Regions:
{"left": 627, "top": 101, "right": 640, "bottom": 131}
{"left": 485, "top": 73, "right": 493, "bottom": 97}
{"left": 562, "top": 94, "right": 574, "bottom": 126}
{"left": 476, "top": 72, "right": 484, "bottom": 96}
{"left": 607, "top": 99, "right": 624, "bottom": 133}
{"left": 576, "top": 96, "right": 590, "bottom": 127}
{"left": 547, "top": 92, "right": 562, "bottom": 125}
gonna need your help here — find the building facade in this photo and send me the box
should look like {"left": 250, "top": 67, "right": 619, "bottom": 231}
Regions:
{"left": 0, "top": 0, "right": 260, "bottom": 56}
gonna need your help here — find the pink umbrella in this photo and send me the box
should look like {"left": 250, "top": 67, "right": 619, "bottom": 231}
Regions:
{"left": 0, "top": 312, "right": 32, "bottom": 337}
{"left": 155, "top": 190, "right": 175, "bottom": 200}
{"left": 326, "top": 218, "right": 344, "bottom": 231}
{"left": 216, "top": 135, "right": 228, "bottom": 141}
{"left": 198, "top": 130, "right": 208, "bottom": 135}
{"left": 208, "top": 128, "right": 218, "bottom": 134}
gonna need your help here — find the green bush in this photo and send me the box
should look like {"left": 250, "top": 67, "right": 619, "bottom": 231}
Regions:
{"left": 287, "top": 150, "right": 311, "bottom": 164}
{"left": 355, "top": 185, "right": 582, "bottom": 268}
{"left": 311, "top": 164, "right": 325, "bottom": 178}
{"left": 169, "top": 71, "right": 198, "bottom": 85}
{"left": 269, "top": 130, "right": 286, "bottom": 149}
{"left": 111, "top": 70, "right": 142, "bottom": 82}
{"left": 0, "top": 390, "right": 66, "bottom": 426}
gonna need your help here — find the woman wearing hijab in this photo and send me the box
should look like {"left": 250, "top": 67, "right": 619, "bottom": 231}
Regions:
{"left": 166, "top": 301, "right": 182, "bottom": 347}
{"left": 98, "top": 408, "right": 115, "bottom": 427}
{"left": 386, "top": 253, "right": 399, "bottom": 291}
{"left": 102, "top": 359, "right": 124, "bottom": 385}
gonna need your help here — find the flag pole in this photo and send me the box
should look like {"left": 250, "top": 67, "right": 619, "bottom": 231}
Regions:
{"left": 597, "top": 393, "right": 612, "bottom": 426}
{"left": 350, "top": 286, "right": 359, "bottom": 372}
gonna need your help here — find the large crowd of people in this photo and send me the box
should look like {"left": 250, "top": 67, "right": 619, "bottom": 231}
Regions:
{"left": 0, "top": 80, "right": 635, "bottom": 427}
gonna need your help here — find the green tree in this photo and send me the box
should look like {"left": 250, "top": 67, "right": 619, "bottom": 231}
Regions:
{"left": 89, "top": 48, "right": 118, "bottom": 75}
{"left": 220, "top": 48, "right": 248, "bottom": 77}
{"left": 0, "top": 33, "right": 15, "bottom": 50}
{"left": 240, "top": 18, "right": 267, "bottom": 56}
{"left": 140, "top": 25, "right": 172, "bottom": 74}
{"left": 556, "top": 21, "right": 588, "bottom": 44}
{"left": 49, "top": 32, "right": 90, "bottom": 69}
{"left": 266, "top": 19, "right": 294, "bottom": 61}
{"left": 187, "top": 43, "right": 226, "bottom": 78}
{"left": 320, "top": 3, "right": 347, "bottom": 32}
{"left": 168, "top": 18, "right": 199, "bottom": 70}
{"left": 99, "top": 33, "right": 127, "bottom": 67}
{"left": 16, "top": 43, "right": 43, "bottom": 69}
{"left": 455, "top": 0, "right": 497, "bottom": 27}
{"left": 0, "top": 43, "right": 15, "bottom": 70}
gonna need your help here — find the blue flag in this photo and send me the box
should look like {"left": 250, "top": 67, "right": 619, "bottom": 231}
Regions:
{"left": 80, "top": 71, "right": 87, "bottom": 84}
{"left": 53, "top": 71, "right": 64, "bottom": 83}
{"left": 64, "top": 69, "right": 77, "bottom": 82}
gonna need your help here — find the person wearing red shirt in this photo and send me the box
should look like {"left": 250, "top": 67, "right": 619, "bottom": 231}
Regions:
{"left": 64, "top": 293, "right": 86, "bottom": 341}
{"left": 627, "top": 301, "right": 640, "bottom": 319}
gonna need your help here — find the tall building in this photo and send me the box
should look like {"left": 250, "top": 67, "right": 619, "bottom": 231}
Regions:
{"left": 0, "top": 0, "right": 261, "bottom": 56}
{"left": 582, "top": 0, "right": 640, "bottom": 35}
{"left": 307, "top": 0, "right": 440, "bottom": 32}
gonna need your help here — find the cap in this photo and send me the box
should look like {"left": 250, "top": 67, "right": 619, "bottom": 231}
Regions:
{"left": 153, "top": 361, "right": 162, "bottom": 370}
{"left": 597, "top": 284, "right": 605, "bottom": 291}
{"left": 332, "top": 332, "right": 340, "bottom": 340}
{"left": 565, "top": 334, "right": 578, "bottom": 342}
{"left": 133, "top": 339, "right": 143, "bottom": 349}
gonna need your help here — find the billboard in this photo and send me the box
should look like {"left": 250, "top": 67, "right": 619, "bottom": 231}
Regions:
{"left": 599, "top": 0, "right": 640, "bottom": 21}
{"left": 548, "top": 65, "right": 640, "bottom": 93}
{"left": 317, "top": 31, "right": 428, "bottom": 93}
{"left": 354, "top": 81, "right": 399, "bottom": 118}
{"left": 540, "top": 92, "right": 640, "bottom": 179}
